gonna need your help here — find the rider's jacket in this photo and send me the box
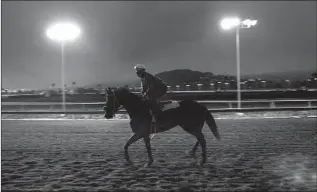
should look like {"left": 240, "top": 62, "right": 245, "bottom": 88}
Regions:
{"left": 140, "top": 72, "right": 167, "bottom": 99}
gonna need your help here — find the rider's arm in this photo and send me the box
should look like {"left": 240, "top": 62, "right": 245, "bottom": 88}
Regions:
{"left": 142, "top": 74, "right": 151, "bottom": 95}
{"left": 141, "top": 81, "right": 145, "bottom": 94}
{"left": 143, "top": 86, "right": 150, "bottom": 95}
{"left": 141, "top": 80, "right": 149, "bottom": 95}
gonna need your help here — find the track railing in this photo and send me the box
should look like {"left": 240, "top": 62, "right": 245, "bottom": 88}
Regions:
{"left": 1, "top": 99, "right": 316, "bottom": 114}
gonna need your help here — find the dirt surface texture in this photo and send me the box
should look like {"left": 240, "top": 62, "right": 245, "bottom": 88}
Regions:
{"left": 1, "top": 113, "right": 317, "bottom": 192}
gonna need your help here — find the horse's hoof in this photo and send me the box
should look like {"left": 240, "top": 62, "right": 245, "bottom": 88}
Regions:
{"left": 144, "top": 161, "right": 153, "bottom": 168}
{"left": 184, "top": 154, "right": 192, "bottom": 158}
{"left": 190, "top": 161, "right": 198, "bottom": 167}
{"left": 200, "top": 160, "right": 206, "bottom": 167}
{"left": 185, "top": 151, "right": 195, "bottom": 158}
{"left": 125, "top": 160, "right": 133, "bottom": 165}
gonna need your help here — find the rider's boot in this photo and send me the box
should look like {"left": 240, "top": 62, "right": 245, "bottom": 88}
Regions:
{"left": 148, "top": 100, "right": 162, "bottom": 134}
{"left": 149, "top": 101, "right": 162, "bottom": 117}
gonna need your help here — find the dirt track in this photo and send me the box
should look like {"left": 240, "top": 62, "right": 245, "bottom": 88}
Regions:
{"left": 1, "top": 118, "right": 316, "bottom": 192}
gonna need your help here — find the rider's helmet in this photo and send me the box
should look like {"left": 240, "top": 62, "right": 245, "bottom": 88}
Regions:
{"left": 134, "top": 64, "right": 146, "bottom": 77}
{"left": 134, "top": 64, "right": 146, "bottom": 72}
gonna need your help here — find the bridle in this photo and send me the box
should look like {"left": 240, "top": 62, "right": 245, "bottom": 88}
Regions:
{"left": 107, "top": 90, "right": 123, "bottom": 115}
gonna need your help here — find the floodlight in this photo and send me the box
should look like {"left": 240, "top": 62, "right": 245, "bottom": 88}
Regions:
{"left": 46, "top": 21, "right": 81, "bottom": 43}
{"left": 241, "top": 19, "right": 257, "bottom": 28}
{"left": 220, "top": 17, "right": 241, "bottom": 30}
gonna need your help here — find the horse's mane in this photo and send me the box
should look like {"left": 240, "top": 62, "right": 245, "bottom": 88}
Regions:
{"left": 115, "top": 87, "right": 143, "bottom": 102}
{"left": 114, "top": 87, "right": 149, "bottom": 114}
{"left": 115, "top": 87, "right": 133, "bottom": 95}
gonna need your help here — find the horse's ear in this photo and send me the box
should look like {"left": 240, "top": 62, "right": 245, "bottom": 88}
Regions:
{"left": 106, "top": 87, "right": 111, "bottom": 93}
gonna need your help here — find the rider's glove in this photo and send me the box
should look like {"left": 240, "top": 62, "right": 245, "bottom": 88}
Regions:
{"left": 142, "top": 94, "right": 149, "bottom": 100}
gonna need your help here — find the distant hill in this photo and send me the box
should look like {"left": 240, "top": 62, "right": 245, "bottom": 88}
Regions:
{"left": 89, "top": 69, "right": 217, "bottom": 88}
{"left": 242, "top": 71, "right": 313, "bottom": 81}
{"left": 155, "top": 69, "right": 211, "bottom": 85}
{"left": 156, "top": 70, "right": 315, "bottom": 85}
{"left": 89, "top": 69, "right": 315, "bottom": 89}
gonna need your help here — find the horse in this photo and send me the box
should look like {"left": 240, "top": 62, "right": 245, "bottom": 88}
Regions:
{"left": 103, "top": 87, "right": 220, "bottom": 167}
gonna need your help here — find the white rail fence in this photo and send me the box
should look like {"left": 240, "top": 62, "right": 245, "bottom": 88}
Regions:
{"left": 2, "top": 88, "right": 317, "bottom": 97}
{"left": 1, "top": 99, "right": 317, "bottom": 114}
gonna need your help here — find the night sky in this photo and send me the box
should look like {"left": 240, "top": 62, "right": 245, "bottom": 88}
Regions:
{"left": 2, "top": 1, "right": 316, "bottom": 89}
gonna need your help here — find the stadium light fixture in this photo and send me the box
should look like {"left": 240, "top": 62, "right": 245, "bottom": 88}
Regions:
{"left": 46, "top": 21, "right": 81, "bottom": 114}
{"left": 46, "top": 21, "right": 81, "bottom": 43}
{"left": 220, "top": 17, "right": 258, "bottom": 109}
{"left": 220, "top": 17, "right": 241, "bottom": 30}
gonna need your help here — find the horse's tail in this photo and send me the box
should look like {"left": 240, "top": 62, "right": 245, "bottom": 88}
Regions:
{"left": 205, "top": 109, "right": 220, "bottom": 140}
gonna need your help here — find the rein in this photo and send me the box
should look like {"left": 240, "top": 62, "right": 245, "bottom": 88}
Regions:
{"left": 112, "top": 90, "right": 123, "bottom": 113}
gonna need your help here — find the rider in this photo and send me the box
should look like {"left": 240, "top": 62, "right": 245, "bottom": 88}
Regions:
{"left": 134, "top": 64, "right": 168, "bottom": 116}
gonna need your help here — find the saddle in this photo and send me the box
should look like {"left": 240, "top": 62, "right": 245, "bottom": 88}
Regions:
{"left": 148, "top": 100, "right": 172, "bottom": 118}
{"left": 149, "top": 100, "right": 180, "bottom": 134}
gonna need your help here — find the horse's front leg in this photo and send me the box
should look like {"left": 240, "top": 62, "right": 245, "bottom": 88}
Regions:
{"left": 143, "top": 134, "right": 154, "bottom": 167}
{"left": 124, "top": 133, "right": 142, "bottom": 164}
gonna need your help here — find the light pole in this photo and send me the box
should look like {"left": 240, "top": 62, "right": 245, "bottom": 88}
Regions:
{"left": 46, "top": 21, "right": 81, "bottom": 114}
{"left": 220, "top": 17, "right": 257, "bottom": 109}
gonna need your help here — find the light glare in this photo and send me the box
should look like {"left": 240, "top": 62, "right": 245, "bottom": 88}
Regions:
{"left": 220, "top": 17, "right": 241, "bottom": 30}
{"left": 242, "top": 19, "right": 258, "bottom": 28}
{"left": 46, "top": 21, "right": 81, "bottom": 43}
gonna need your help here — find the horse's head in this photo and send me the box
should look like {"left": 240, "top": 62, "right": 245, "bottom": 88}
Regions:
{"left": 103, "top": 87, "right": 123, "bottom": 119}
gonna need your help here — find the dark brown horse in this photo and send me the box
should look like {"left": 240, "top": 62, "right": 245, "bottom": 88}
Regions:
{"left": 103, "top": 87, "right": 220, "bottom": 167}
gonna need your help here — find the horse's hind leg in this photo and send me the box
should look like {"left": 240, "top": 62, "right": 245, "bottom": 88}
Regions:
{"left": 192, "top": 132, "right": 207, "bottom": 166}
{"left": 190, "top": 141, "right": 199, "bottom": 158}
{"left": 124, "top": 133, "right": 142, "bottom": 163}
{"left": 181, "top": 123, "right": 206, "bottom": 165}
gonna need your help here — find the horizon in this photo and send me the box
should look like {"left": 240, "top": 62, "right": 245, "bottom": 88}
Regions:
{"left": 2, "top": 69, "right": 313, "bottom": 90}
